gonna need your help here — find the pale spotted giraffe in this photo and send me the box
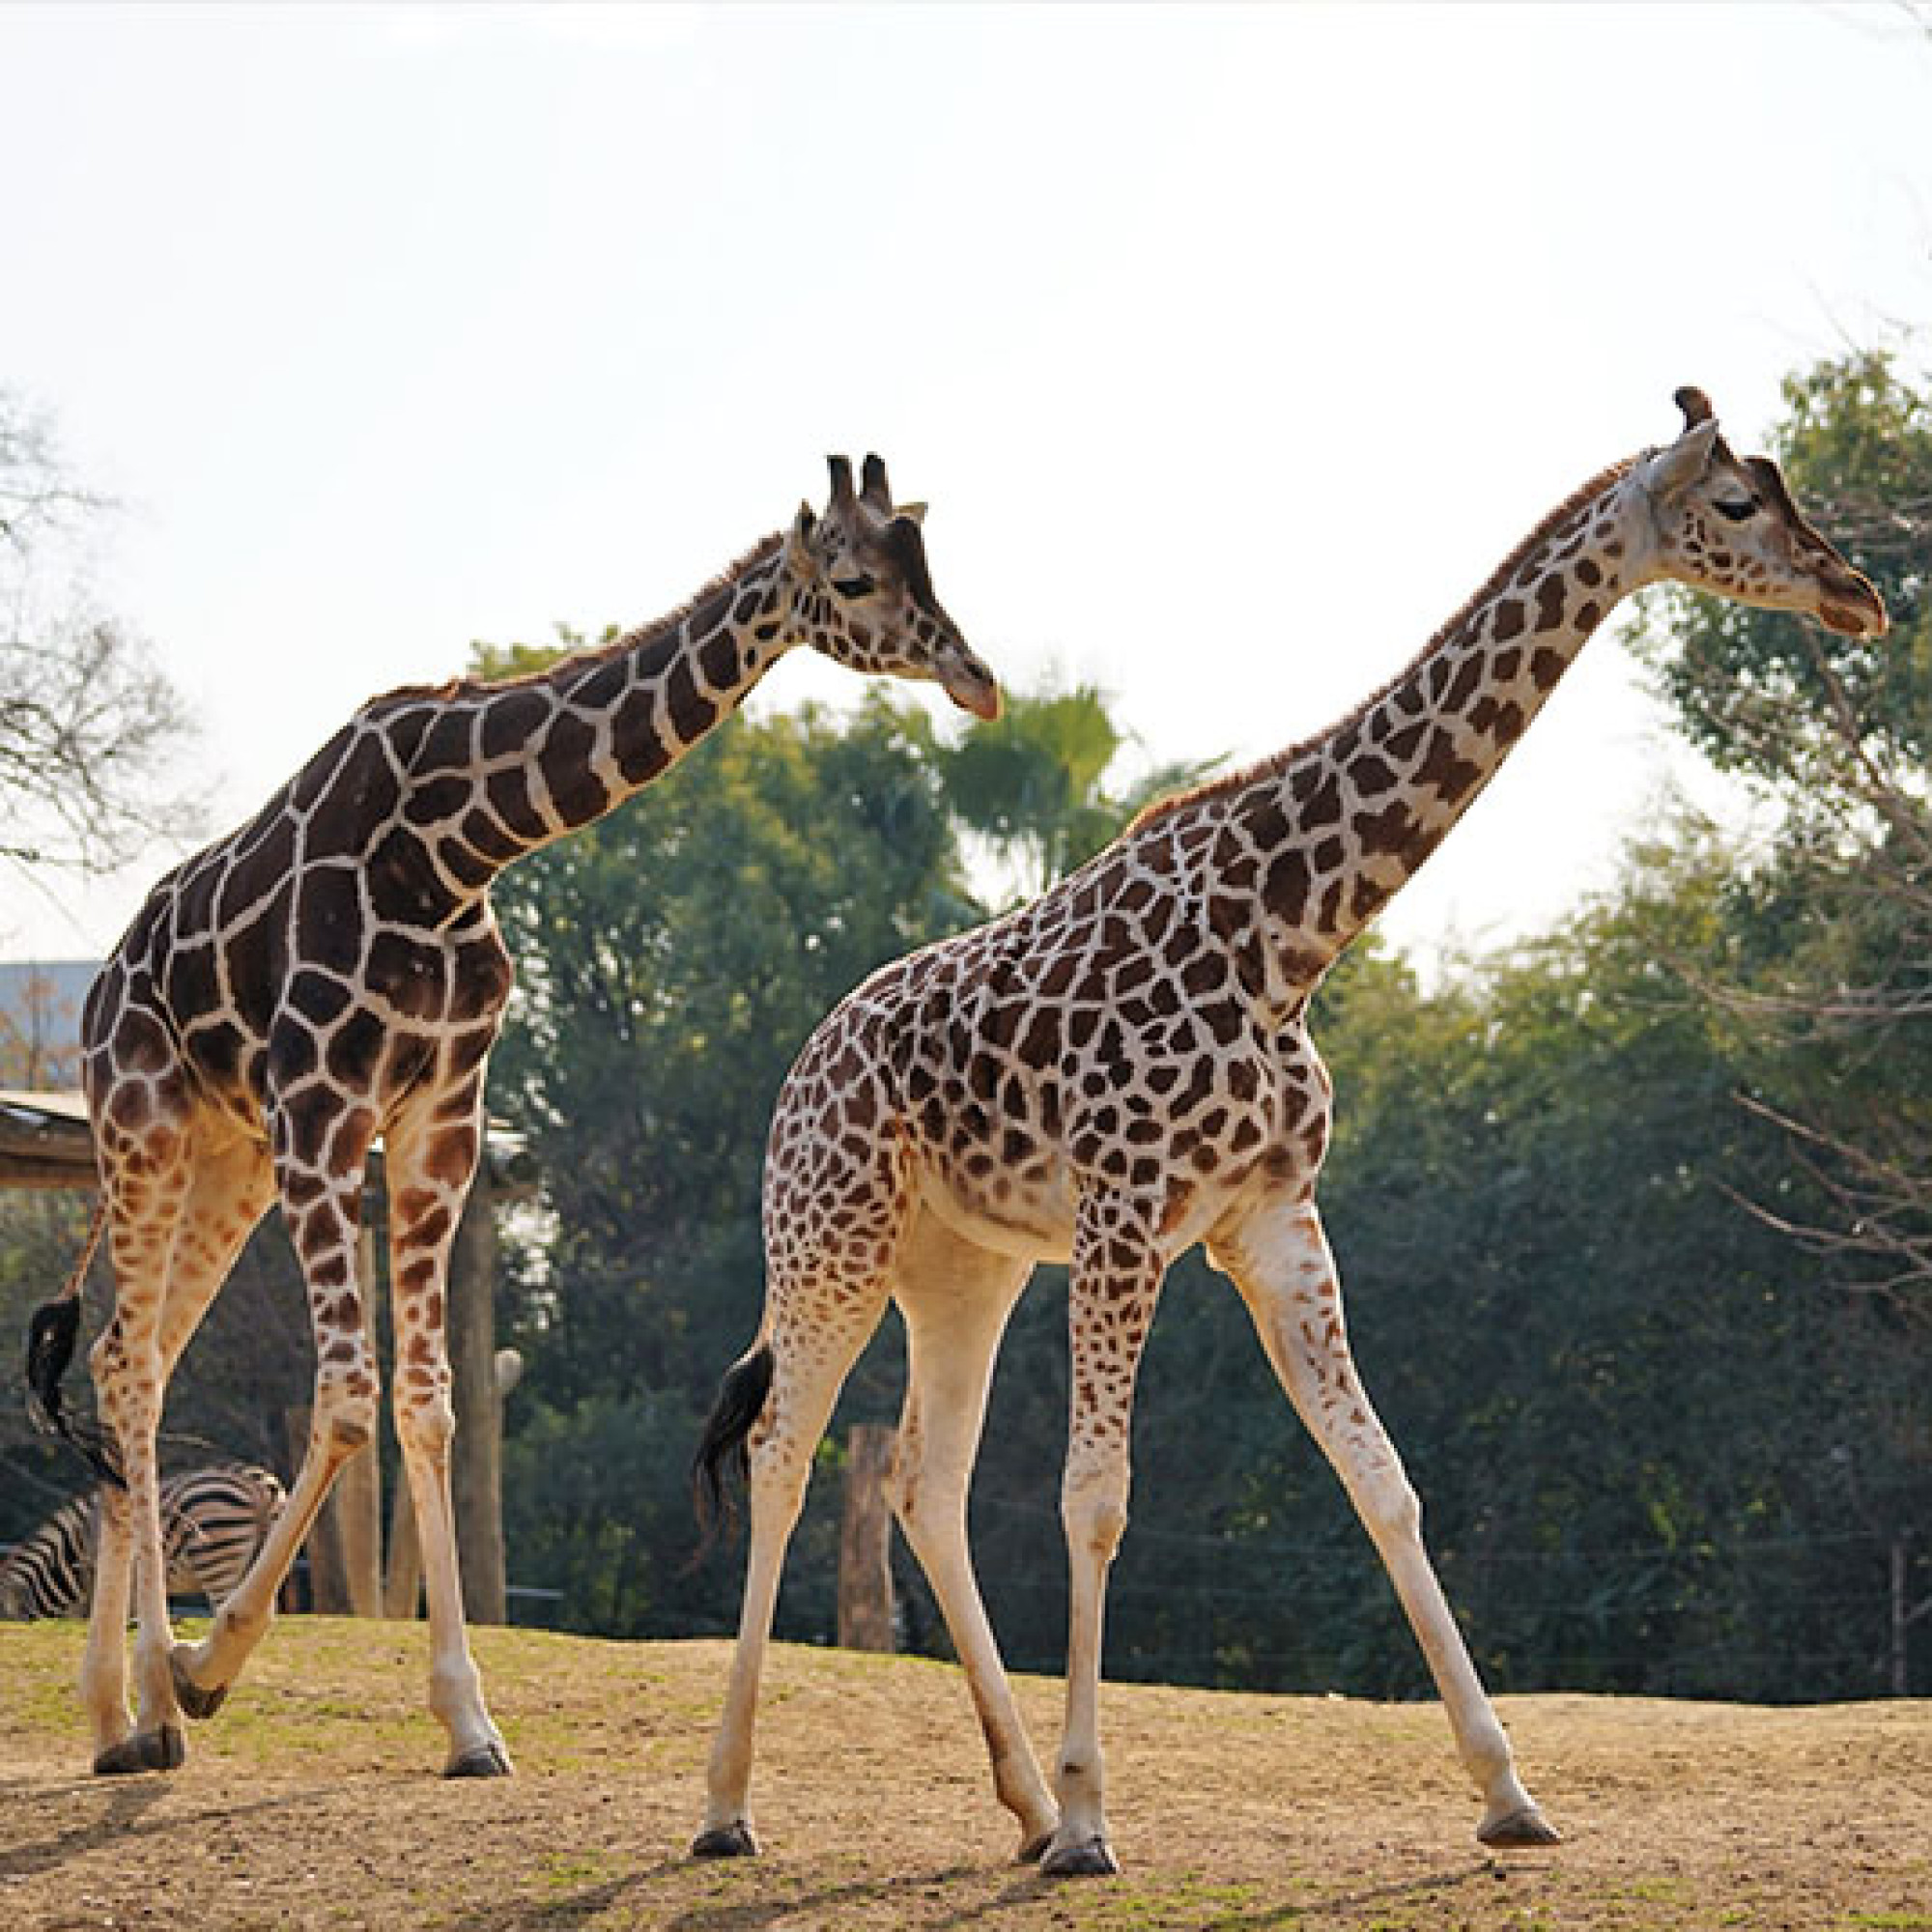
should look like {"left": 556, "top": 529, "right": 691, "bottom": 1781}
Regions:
{"left": 692, "top": 391, "right": 1887, "bottom": 1874}
{"left": 26, "top": 454, "right": 1000, "bottom": 1779}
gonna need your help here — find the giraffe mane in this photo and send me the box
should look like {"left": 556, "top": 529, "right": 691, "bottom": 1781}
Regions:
{"left": 1124, "top": 457, "right": 1636, "bottom": 837}
{"left": 362, "top": 531, "right": 787, "bottom": 710}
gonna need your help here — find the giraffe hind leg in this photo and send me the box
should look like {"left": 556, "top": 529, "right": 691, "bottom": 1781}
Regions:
{"left": 695, "top": 1279, "right": 895, "bottom": 1855}
{"left": 149, "top": 1139, "right": 274, "bottom": 1723}
{"left": 888, "top": 1212, "right": 1056, "bottom": 1860}
{"left": 83, "top": 1074, "right": 199, "bottom": 1774}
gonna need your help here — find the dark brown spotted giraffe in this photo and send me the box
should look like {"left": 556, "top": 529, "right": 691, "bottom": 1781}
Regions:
{"left": 691, "top": 391, "right": 1887, "bottom": 1874}
{"left": 26, "top": 454, "right": 1000, "bottom": 1779}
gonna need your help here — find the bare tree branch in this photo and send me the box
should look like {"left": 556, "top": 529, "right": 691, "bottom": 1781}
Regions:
{"left": 1722, "top": 1092, "right": 1932, "bottom": 1317}
{"left": 0, "top": 386, "right": 201, "bottom": 876}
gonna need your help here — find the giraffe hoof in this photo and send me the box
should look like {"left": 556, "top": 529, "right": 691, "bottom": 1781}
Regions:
{"left": 93, "top": 1724, "right": 185, "bottom": 1776}
{"left": 1479, "top": 1804, "right": 1562, "bottom": 1849}
{"left": 444, "top": 1740, "right": 514, "bottom": 1777}
{"left": 169, "top": 1648, "right": 230, "bottom": 1720}
{"left": 1040, "top": 1834, "right": 1120, "bottom": 1878}
{"left": 691, "top": 1822, "right": 758, "bottom": 1859}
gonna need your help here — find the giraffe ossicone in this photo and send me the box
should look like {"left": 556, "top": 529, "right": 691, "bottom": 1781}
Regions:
{"left": 25, "top": 453, "right": 1002, "bottom": 1780}
{"left": 692, "top": 391, "right": 1886, "bottom": 1874}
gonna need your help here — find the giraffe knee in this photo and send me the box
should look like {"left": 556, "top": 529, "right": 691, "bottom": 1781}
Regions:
{"left": 395, "top": 1388, "right": 456, "bottom": 1459}
{"left": 1061, "top": 1459, "right": 1130, "bottom": 1561}
{"left": 888, "top": 1458, "right": 959, "bottom": 1552}
{"left": 329, "top": 1416, "right": 374, "bottom": 1454}
{"left": 316, "top": 1378, "right": 380, "bottom": 1457}
{"left": 745, "top": 1436, "right": 812, "bottom": 1531}
{"left": 1356, "top": 1467, "right": 1422, "bottom": 1545}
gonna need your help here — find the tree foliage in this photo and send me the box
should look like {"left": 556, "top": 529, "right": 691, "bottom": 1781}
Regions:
{"left": 1632, "top": 350, "right": 1932, "bottom": 1313}
{"left": 479, "top": 676, "right": 978, "bottom": 1634}
{"left": 937, "top": 679, "right": 1216, "bottom": 904}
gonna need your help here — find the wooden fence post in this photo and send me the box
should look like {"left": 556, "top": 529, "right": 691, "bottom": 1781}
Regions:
{"left": 838, "top": 1423, "right": 897, "bottom": 1653}
{"left": 383, "top": 1467, "right": 422, "bottom": 1620}
{"left": 448, "top": 1181, "right": 506, "bottom": 1626}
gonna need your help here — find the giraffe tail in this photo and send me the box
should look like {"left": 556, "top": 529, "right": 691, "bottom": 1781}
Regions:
{"left": 24, "top": 1199, "right": 124, "bottom": 1489}
{"left": 689, "top": 1340, "right": 775, "bottom": 1560}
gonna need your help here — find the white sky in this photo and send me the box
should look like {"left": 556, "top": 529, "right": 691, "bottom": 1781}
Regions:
{"left": 2, "top": 1, "right": 1928, "bottom": 967}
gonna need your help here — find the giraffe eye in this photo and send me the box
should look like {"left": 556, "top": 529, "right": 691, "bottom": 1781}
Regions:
{"left": 831, "top": 574, "right": 877, "bottom": 600}
{"left": 1713, "top": 497, "right": 1758, "bottom": 524}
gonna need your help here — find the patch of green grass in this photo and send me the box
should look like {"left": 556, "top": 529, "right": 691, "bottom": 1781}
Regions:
{"left": 538, "top": 1848, "right": 625, "bottom": 1890}
{"left": 1619, "top": 1875, "right": 1692, "bottom": 1905}
{"left": 1039, "top": 1873, "right": 1277, "bottom": 1930}
{"left": 1836, "top": 1916, "right": 1932, "bottom": 1930}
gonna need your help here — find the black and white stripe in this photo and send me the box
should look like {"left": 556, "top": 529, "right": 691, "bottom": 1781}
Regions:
{"left": 0, "top": 1463, "right": 285, "bottom": 1620}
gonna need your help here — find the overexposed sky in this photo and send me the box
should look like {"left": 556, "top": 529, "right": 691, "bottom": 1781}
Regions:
{"left": 2, "top": 1, "right": 1927, "bottom": 964}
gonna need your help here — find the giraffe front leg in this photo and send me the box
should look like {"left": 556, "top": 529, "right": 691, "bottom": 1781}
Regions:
{"left": 1041, "top": 1192, "right": 1166, "bottom": 1879}
{"left": 174, "top": 1121, "right": 381, "bottom": 1727}
{"left": 385, "top": 1083, "right": 509, "bottom": 1778}
{"left": 1212, "top": 1195, "right": 1558, "bottom": 1849}
{"left": 172, "top": 1367, "right": 379, "bottom": 1716}
{"left": 392, "top": 1389, "right": 509, "bottom": 1777}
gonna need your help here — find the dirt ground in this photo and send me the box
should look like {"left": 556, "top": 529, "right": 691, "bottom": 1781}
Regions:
{"left": 1, "top": 1619, "right": 1927, "bottom": 1931}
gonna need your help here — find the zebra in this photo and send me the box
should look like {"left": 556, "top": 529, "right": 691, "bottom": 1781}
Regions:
{"left": 0, "top": 1463, "right": 285, "bottom": 1621}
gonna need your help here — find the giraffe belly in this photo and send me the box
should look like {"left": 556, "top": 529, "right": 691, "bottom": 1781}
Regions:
{"left": 914, "top": 1166, "right": 1075, "bottom": 1264}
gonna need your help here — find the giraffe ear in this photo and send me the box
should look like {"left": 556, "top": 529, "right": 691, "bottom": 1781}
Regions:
{"left": 1674, "top": 385, "right": 1717, "bottom": 429}
{"left": 787, "top": 501, "right": 822, "bottom": 577}
{"left": 1642, "top": 415, "right": 1721, "bottom": 503}
{"left": 895, "top": 500, "right": 927, "bottom": 527}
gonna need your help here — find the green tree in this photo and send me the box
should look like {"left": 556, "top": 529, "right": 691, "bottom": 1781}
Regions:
{"left": 481, "top": 679, "right": 977, "bottom": 1635}
{"left": 1631, "top": 349, "right": 1932, "bottom": 1313}
{"left": 937, "top": 679, "right": 1216, "bottom": 903}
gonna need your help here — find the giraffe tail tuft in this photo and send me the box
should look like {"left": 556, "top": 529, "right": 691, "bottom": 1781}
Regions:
{"left": 24, "top": 1205, "right": 125, "bottom": 1489}
{"left": 689, "top": 1341, "right": 775, "bottom": 1561}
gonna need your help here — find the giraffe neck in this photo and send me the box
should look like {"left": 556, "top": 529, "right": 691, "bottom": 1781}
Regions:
{"left": 1197, "top": 459, "right": 1648, "bottom": 1008}
{"left": 400, "top": 535, "right": 794, "bottom": 895}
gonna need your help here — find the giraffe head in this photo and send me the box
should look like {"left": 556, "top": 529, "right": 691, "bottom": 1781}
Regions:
{"left": 1634, "top": 386, "right": 1887, "bottom": 639}
{"left": 784, "top": 454, "right": 1002, "bottom": 719}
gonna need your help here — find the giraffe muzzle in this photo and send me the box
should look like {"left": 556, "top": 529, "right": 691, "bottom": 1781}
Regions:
{"left": 939, "top": 648, "right": 1003, "bottom": 721}
{"left": 1817, "top": 572, "right": 1889, "bottom": 640}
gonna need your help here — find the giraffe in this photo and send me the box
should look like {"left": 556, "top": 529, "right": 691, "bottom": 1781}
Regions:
{"left": 690, "top": 390, "right": 1888, "bottom": 1874}
{"left": 25, "top": 453, "right": 1001, "bottom": 1779}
